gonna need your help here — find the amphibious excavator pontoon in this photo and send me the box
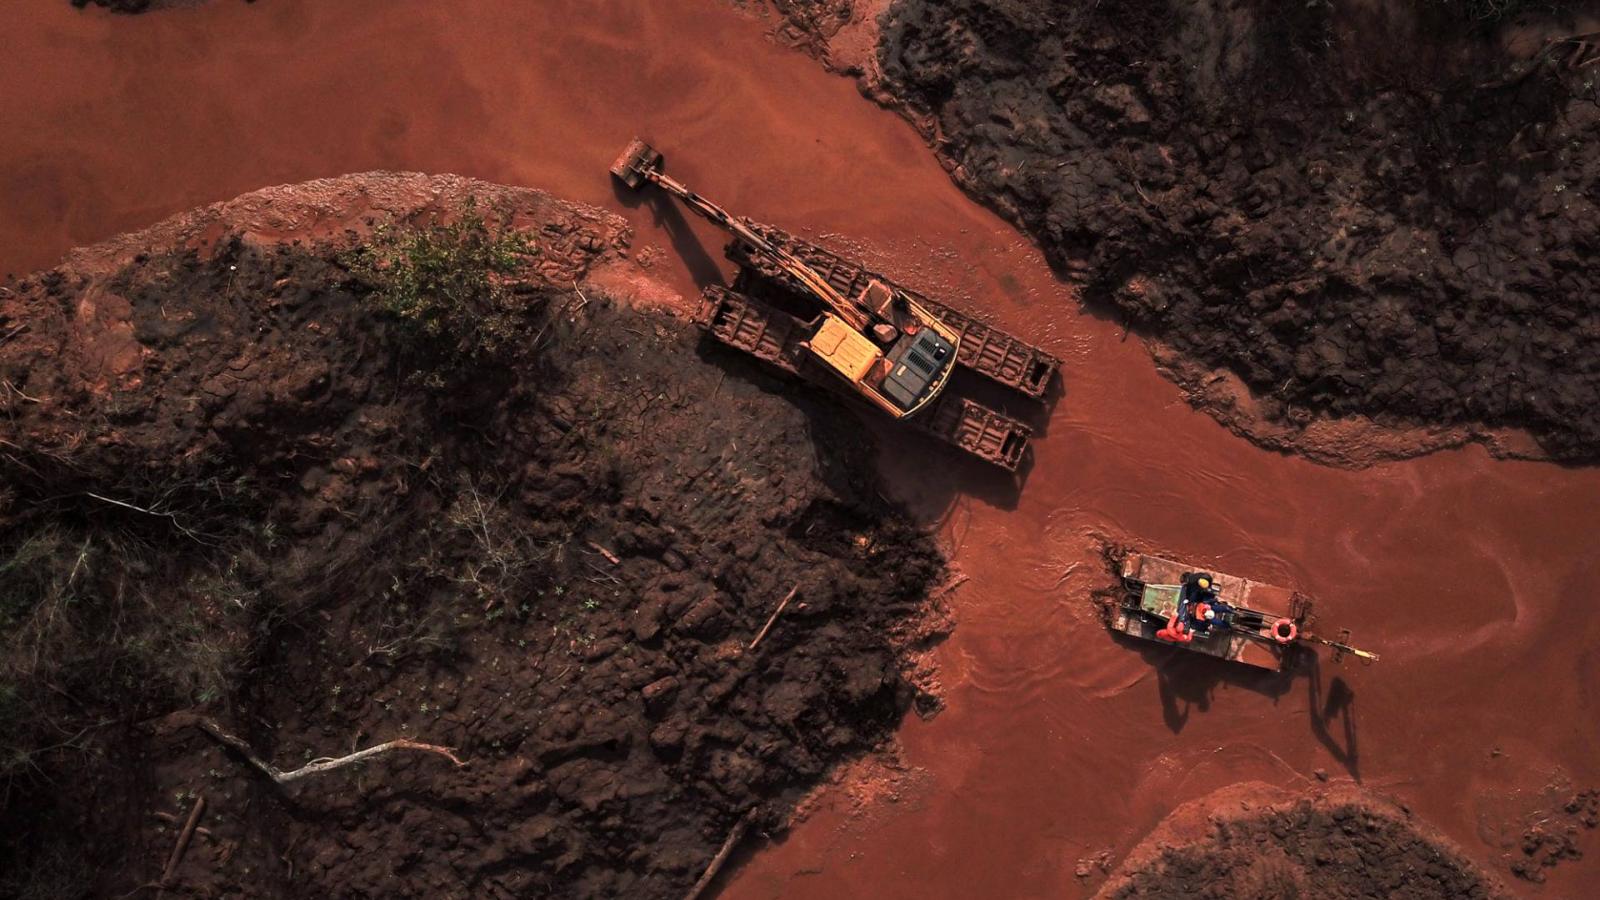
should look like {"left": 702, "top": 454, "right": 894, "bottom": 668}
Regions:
{"left": 610, "top": 139, "right": 1059, "bottom": 470}
{"left": 1109, "top": 552, "right": 1379, "bottom": 672}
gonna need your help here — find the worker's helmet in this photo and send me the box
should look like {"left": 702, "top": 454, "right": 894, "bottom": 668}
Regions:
{"left": 1197, "top": 576, "right": 1211, "bottom": 590}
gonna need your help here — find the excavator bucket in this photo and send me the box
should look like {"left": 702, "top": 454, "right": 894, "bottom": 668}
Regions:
{"left": 610, "top": 138, "right": 663, "bottom": 190}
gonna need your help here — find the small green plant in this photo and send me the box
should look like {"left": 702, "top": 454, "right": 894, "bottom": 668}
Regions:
{"left": 343, "top": 197, "right": 538, "bottom": 376}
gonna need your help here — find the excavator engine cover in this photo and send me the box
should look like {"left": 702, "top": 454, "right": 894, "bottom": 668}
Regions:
{"left": 810, "top": 315, "right": 881, "bottom": 384}
{"left": 881, "top": 328, "right": 954, "bottom": 410}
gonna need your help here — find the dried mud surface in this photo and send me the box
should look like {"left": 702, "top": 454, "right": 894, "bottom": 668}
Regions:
{"left": 1097, "top": 782, "right": 1509, "bottom": 900}
{"left": 0, "top": 173, "right": 946, "bottom": 898}
{"left": 789, "top": 0, "right": 1600, "bottom": 464}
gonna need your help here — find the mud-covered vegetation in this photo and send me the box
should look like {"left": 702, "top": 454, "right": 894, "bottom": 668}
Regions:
{"left": 862, "top": 0, "right": 1600, "bottom": 458}
{"left": 1105, "top": 793, "right": 1506, "bottom": 899}
{"left": 0, "top": 180, "right": 945, "bottom": 898}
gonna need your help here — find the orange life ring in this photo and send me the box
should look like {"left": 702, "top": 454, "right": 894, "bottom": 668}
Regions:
{"left": 1272, "top": 618, "right": 1298, "bottom": 644}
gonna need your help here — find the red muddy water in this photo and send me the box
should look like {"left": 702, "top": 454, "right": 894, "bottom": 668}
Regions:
{"left": 6, "top": 1, "right": 1598, "bottom": 896}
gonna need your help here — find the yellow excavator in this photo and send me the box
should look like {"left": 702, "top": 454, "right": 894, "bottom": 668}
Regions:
{"left": 611, "top": 139, "right": 961, "bottom": 419}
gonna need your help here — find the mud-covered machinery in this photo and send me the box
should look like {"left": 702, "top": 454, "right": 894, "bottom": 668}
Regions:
{"left": 1109, "top": 552, "right": 1379, "bottom": 672}
{"left": 610, "top": 139, "right": 1059, "bottom": 470}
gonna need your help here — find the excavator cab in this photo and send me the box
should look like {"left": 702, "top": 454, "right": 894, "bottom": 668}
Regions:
{"left": 805, "top": 314, "right": 954, "bottom": 412}
{"left": 879, "top": 327, "right": 954, "bottom": 410}
{"left": 852, "top": 277, "right": 954, "bottom": 409}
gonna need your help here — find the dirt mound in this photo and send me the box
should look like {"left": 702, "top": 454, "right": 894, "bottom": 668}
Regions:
{"left": 788, "top": 0, "right": 1600, "bottom": 462}
{"left": 0, "top": 173, "right": 946, "bottom": 898}
{"left": 1098, "top": 782, "right": 1508, "bottom": 899}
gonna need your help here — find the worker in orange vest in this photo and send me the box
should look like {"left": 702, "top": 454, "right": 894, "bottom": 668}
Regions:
{"left": 1155, "top": 614, "right": 1191, "bottom": 643}
{"left": 1158, "top": 573, "right": 1223, "bottom": 643}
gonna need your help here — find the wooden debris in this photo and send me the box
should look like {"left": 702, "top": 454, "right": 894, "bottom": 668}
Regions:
{"left": 152, "top": 810, "right": 213, "bottom": 840}
{"left": 160, "top": 795, "right": 206, "bottom": 888}
{"left": 747, "top": 584, "right": 801, "bottom": 652}
{"left": 586, "top": 540, "right": 621, "bottom": 565}
{"left": 683, "top": 810, "right": 754, "bottom": 900}
{"left": 170, "top": 713, "right": 466, "bottom": 785}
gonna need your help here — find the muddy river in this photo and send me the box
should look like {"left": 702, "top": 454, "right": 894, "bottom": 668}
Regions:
{"left": 7, "top": 1, "right": 1599, "bottom": 896}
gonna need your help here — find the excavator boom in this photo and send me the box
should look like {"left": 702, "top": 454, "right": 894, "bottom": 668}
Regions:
{"left": 611, "top": 139, "right": 871, "bottom": 332}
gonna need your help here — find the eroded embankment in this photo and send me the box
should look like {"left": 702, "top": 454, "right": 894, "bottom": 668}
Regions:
{"left": 0, "top": 173, "right": 946, "bottom": 898}
{"left": 780, "top": 0, "right": 1600, "bottom": 464}
{"left": 1097, "top": 782, "right": 1508, "bottom": 899}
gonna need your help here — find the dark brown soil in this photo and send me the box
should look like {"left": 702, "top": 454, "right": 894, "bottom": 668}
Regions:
{"left": 70, "top": 0, "right": 246, "bottom": 12}
{"left": 801, "top": 0, "right": 1600, "bottom": 461}
{"left": 1098, "top": 782, "right": 1509, "bottom": 899}
{"left": 70, "top": 0, "right": 153, "bottom": 10}
{"left": 0, "top": 174, "right": 945, "bottom": 898}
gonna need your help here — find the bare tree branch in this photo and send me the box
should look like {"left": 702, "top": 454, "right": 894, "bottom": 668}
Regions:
{"left": 161, "top": 795, "right": 205, "bottom": 887}
{"left": 166, "top": 713, "right": 466, "bottom": 785}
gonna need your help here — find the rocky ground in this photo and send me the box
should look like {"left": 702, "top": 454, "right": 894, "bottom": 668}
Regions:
{"left": 0, "top": 173, "right": 947, "bottom": 898}
{"left": 778, "top": 0, "right": 1600, "bottom": 463}
{"left": 1096, "top": 782, "right": 1508, "bottom": 899}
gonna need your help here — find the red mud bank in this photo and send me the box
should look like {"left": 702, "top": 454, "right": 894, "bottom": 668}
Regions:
{"left": 0, "top": 172, "right": 947, "bottom": 897}
{"left": 787, "top": 0, "right": 1600, "bottom": 465}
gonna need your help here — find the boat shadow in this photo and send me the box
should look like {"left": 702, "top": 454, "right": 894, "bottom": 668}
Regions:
{"left": 1112, "top": 630, "right": 1362, "bottom": 780}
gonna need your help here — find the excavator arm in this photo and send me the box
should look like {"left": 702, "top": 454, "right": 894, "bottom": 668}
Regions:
{"left": 612, "top": 140, "right": 872, "bottom": 333}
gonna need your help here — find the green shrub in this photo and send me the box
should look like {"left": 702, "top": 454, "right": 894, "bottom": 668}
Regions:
{"left": 342, "top": 198, "right": 539, "bottom": 377}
